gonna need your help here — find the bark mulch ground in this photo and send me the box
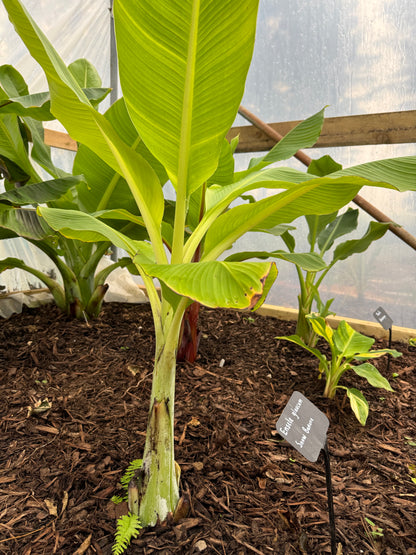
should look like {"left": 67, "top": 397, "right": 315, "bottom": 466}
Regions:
{"left": 0, "top": 302, "right": 415, "bottom": 554}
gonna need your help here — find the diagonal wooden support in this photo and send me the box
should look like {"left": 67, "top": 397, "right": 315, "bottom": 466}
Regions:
{"left": 237, "top": 105, "right": 416, "bottom": 251}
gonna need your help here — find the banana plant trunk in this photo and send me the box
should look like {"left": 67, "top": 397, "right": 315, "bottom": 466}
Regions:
{"left": 135, "top": 305, "right": 185, "bottom": 526}
{"left": 295, "top": 292, "right": 317, "bottom": 347}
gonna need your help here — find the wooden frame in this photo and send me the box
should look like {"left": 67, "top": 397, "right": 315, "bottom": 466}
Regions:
{"left": 43, "top": 110, "right": 416, "bottom": 153}
{"left": 227, "top": 110, "right": 416, "bottom": 153}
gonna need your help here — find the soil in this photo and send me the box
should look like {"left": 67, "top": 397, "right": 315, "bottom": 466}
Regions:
{"left": 0, "top": 302, "right": 415, "bottom": 555}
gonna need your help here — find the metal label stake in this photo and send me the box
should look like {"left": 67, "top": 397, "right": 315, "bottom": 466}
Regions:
{"left": 276, "top": 391, "right": 337, "bottom": 554}
{"left": 323, "top": 442, "right": 336, "bottom": 555}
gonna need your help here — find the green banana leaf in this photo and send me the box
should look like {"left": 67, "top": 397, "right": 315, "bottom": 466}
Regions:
{"left": 332, "top": 156, "right": 416, "bottom": 192}
{"left": 0, "top": 113, "right": 35, "bottom": 179}
{"left": 0, "top": 88, "right": 111, "bottom": 119}
{"left": 0, "top": 61, "right": 109, "bottom": 117}
{"left": 353, "top": 363, "right": 394, "bottom": 391}
{"left": 0, "top": 207, "right": 53, "bottom": 239}
{"left": 38, "top": 206, "right": 145, "bottom": 257}
{"left": 333, "top": 320, "right": 375, "bottom": 357}
{"left": 306, "top": 314, "right": 334, "bottom": 344}
{"left": 140, "top": 260, "right": 276, "bottom": 310}
{"left": 203, "top": 176, "right": 390, "bottom": 261}
{"left": 307, "top": 154, "right": 343, "bottom": 177}
{"left": 331, "top": 221, "right": 390, "bottom": 264}
{"left": 224, "top": 250, "right": 327, "bottom": 272}
{"left": 236, "top": 107, "right": 326, "bottom": 178}
{"left": 114, "top": 0, "right": 259, "bottom": 194}
{"left": 346, "top": 388, "right": 369, "bottom": 425}
{"left": 74, "top": 98, "right": 168, "bottom": 214}
{"left": 316, "top": 208, "right": 358, "bottom": 252}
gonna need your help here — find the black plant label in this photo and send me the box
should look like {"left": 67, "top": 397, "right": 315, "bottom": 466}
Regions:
{"left": 276, "top": 391, "right": 329, "bottom": 462}
{"left": 373, "top": 306, "right": 393, "bottom": 330}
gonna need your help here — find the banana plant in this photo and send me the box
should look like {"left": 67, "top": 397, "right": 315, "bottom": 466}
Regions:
{"left": 278, "top": 204, "right": 390, "bottom": 346}
{"left": 4, "top": 0, "right": 416, "bottom": 529}
{"left": 278, "top": 315, "right": 401, "bottom": 425}
{"left": 0, "top": 62, "right": 135, "bottom": 318}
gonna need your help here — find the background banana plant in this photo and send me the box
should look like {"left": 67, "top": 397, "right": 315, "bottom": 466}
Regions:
{"left": 277, "top": 205, "right": 390, "bottom": 346}
{"left": 3, "top": 0, "right": 416, "bottom": 529}
{"left": 0, "top": 63, "right": 138, "bottom": 318}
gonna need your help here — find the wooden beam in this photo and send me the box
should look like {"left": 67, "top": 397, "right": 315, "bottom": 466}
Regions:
{"left": 227, "top": 110, "right": 416, "bottom": 153}
{"left": 42, "top": 111, "right": 416, "bottom": 154}
{"left": 44, "top": 128, "right": 77, "bottom": 151}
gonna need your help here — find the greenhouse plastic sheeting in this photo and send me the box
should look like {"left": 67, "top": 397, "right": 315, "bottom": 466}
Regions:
{"left": 0, "top": 0, "right": 415, "bottom": 327}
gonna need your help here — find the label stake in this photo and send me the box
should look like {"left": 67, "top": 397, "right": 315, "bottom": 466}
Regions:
{"left": 323, "top": 442, "right": 336, "bottom": 555}
{"left": 276, "top": 392, "right": 338, "bottom": 554}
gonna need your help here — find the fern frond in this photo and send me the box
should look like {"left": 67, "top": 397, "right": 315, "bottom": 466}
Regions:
{"left": 111, "top": 495, "right": 125, "bottom": 505}
{"left": 112, "top": 513, "right": 142, "bottom": 555}
{"left": 120, "top": 459, "right": 143, "bottom": 490}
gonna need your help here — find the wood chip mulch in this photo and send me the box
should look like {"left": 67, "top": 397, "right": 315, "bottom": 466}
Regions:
{"left": 0, "top": 302, "right": 415, "bottom": 554}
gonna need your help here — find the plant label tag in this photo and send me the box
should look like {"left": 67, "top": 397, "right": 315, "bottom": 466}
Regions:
{"left": 276, "top": 391, "right": 329, "bottom": 462}
{"left": 373, "top": 306, "right": 393, "bottom": 330}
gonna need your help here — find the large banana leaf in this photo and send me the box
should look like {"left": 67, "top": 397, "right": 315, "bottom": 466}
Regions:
{"left": 202, "top": 176, "right": 392, "bottom": 260}
{"left": 0, "top": 88, "right": 110, "bottom": 120}
{"left": 332, "top": 156, "right": 416, "bottom": 192}
{"left": 0, "top": 113, "right": 35, "bottom": 179}
{"left": 140, "top": 260, "right": 276, "bottom": 309}
{"left": 0, "top": 61, "right": 109, "bottom": 117}
{"left": 224, "top": 250, "right": 327, "bottom": 271}
{"left": 114, "top": 0, "right": 259, "bottom": 194}
{"left": 0, "top": 63, "right": 28, "bottom": 97}
{"left": 4, "top": 0, "right": 165, "bottom": 255}
{"left": 38, "top": 206, "right": 145, "bottom": 258}
{"left": 0, "top": 64, "right": 66, "bottom": 179}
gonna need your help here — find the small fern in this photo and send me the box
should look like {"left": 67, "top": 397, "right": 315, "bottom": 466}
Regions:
{"left": 120, "top": 459, "right": 143, "bottom": 489}
{"left": 111, "top": 459, "right": 143, "bottom": 504}
{"left": 112, "top": 512, "right": 142, "bottom": 555}
{"left": 111, "top": 494, "right": 125, "bottom": 505}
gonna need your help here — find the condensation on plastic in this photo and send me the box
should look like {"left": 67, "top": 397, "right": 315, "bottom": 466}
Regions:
{"left": 0, "top": 0, "right": 415, "bottom": 326}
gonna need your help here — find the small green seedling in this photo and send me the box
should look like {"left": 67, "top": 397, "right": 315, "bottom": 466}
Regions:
{"left": 409, "top": 338, "right": 416, "bottom": 347}
{"left": 364, "top": 517, "right": 384, "bottom": 538}
{"left": 278, "top": 315, "right": 401, "bottom": 425}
